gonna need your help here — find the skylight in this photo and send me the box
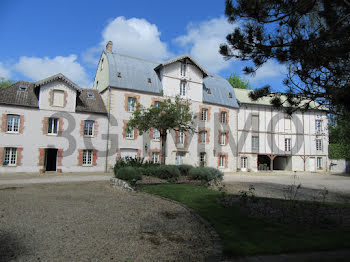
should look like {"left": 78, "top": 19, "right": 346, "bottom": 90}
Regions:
{"left": 87, "top": 92, "right": 94, "bottom": 99}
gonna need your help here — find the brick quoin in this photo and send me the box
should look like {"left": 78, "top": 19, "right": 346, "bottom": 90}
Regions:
{"left": 93, "top": 120, "right": 98, "bottom": 137}
{"left": 93, "top": 149, "right": 98, "bottom": 166}
{"left": 77, "top": 149, "right": 83, "bottom": 166}
{"left": 19, "top": 115, "right": 24, "bottom": 134}
{"left": 38, "top": 148, "right": 45, "bottom": 166}
{"left": 48, "top": 90, "right": 53, "bottom": 106}
{"left": 42, "top": 118, "right": 48, "bottom": 134}
{"left": 16, "top": 148, "right": 23, "bottom": 166}
{"left": 80, "top": 120, "right": 85, "bottom": 136}
{"left": 1, "top": 114, "right": 7, "bottom": 132}
{"left": 0, "top": 148, "right": 3, "bottom": 165}
{"left": 58, "top": 118, "right": 63, "bottom": 136}
{"left": 57, "top": 149, "right": 63, "bottom": 166}
{"left": 63, "top": 91, "right": 68, "bottom": 107}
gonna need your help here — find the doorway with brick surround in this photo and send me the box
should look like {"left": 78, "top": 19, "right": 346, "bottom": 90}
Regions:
{"left": 45, "top": 149, "right": 57, "bottom": 171}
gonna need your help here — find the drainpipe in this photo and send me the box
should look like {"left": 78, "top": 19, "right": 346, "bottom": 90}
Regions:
{"left": 105, "top": 87, "right": 111, "bottom": 173}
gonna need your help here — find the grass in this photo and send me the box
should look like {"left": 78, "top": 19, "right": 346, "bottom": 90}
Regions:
{"left": 141, "top": 184, "right": 350, "bottom": 257}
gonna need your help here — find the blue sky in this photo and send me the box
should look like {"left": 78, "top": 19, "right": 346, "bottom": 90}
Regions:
{"left": 0, "top": 0, "right": 286, "bottom": 90}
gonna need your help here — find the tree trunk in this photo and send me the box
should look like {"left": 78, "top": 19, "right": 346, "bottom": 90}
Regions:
{"left": 161, "top": 131, "right": 167, "bottom": 165}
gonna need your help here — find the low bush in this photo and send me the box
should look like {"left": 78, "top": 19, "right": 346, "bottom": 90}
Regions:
{"left": 177, "top": 164, "right": 194, "bottom": 176}
{"left": 114, "top": 156, "right": 159, "bottom": 174}
{"left": 154, "top": 165, "right": 180, "bottom": 181}
{"left": 138, "top": 166, "right": 158, "bottom": 177}
{"left": 115, "top": 166, "right": 142, "bottom": 183}
{"left": 189, "top": 167, "right": 224, "bottom": 182}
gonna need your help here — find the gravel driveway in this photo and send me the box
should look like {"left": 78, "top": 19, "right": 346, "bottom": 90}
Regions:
{"left": 0, "top": 182, "right": 215, "bottom": 262}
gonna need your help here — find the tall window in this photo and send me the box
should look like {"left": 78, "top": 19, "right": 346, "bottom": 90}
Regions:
{"left": 4, "top": 148, "right": 17, "bottom": 166}
{"left": 252, "top": 115, "right": 259, "bottom": 131}
{"left": 241, "top": 157, "right": 247, "bottom": 169}
{"left": 199, "top": 131, "right": 206, "bottom": 143}
{"left": 252, "top": 136, "right": 259, "bottom": 150}
{"left": 82, "top": 150, "right": 93, "bottom": 166}
{"left": 6, "top": 115, "right": 20, "bottom": 133}
{"left": 285, "top": 117, "right": 291, "bottom": 130}
{"left": 126, "top": 126, "right": 134, "bottom": 139}
{"left": 127, "top": 97, "right": 136, "bottom": 112}
{"left": 220, "top": 132, "right": 226, "bottom": 145}
{"left": 84, "top": 120, "right": 94, "bottom": 136}
{"left": 180, "top": 62, "right": 187, "bottom": 77}
{"left": 178, "top": 131, "right": 184, "bottom": 145}
{"left": 316, "top": 120, "right": 323, "bottom": 132}
{"left": 200, "top": 152, "right": 206, "bottom": 165}
{"left": 317, "top": 157, "right": 323, "bottom": 169}
{"left": 47, "top": 118, "right": 58, "bottom": 135}
{"left": 180, "top": 81, "right": 186, "bottom": 97}
{"left": 176, "top": 153, "right": 185, "bottom": 165}
{"left": 152, "top": 152, "right": 159, "bottom": 164}
{"left": 316, "top": 139, "right": 323, "bottom": 151}
{"left": 285, "top": 138, "right": 291, "bottom": 152}
{"left": 201, "top": 108, "right": 208, "bottom": 121}
{"left": 219, "top": 155, "right": 225, "bottom": 168}
{"left": 153, "top": 128, "right": 160, "bottom": 140}
{"left": 220, "top": 111, "right": 227, "bottom": 123}
{"left": 52, "top": 90, "right": 64, "bottom": 107}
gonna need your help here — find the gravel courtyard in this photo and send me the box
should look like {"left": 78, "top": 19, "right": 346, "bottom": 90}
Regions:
{"left": 0, "top": 182, "right": 215, "bottom": 262}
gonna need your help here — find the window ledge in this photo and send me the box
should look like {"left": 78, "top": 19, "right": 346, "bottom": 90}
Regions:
{"left": 5, "top": 131, "right": 20, "bottom": 134}
{"left": 47, "top": 133, "right": 58, "bottom": 136}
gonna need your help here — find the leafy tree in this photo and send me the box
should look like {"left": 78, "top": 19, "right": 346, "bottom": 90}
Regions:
{"left": 220, "top": 0, "right": 350, "bottom": 116}
{"left": 128, "top": 97, "right": 196, "bottom": 165}
{"left": 0, "top": 78, "right": 14, "bottom": 89}
{"left": 328, "top": 114, "right": 350, "bottom": 159}
{"left": 226, "top": 73, "right": 251, "bottom": 89}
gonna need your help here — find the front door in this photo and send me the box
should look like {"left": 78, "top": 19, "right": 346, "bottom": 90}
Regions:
{"left": 45, "top": 149, "right": 57, "bottom": 171}
{"left": 241, "top": 157, "right": 248, "bottom": 172}
{"left": 309, "top": 157, "right": 316, "bottom": 172}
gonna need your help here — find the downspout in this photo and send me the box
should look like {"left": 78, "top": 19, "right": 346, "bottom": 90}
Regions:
{"left": 105, "top": 87, "right": 111, "bottom": 173}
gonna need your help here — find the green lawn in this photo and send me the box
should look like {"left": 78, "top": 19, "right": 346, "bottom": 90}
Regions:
{"left": 141, "top": 184, "right": 350, "bottom": 257}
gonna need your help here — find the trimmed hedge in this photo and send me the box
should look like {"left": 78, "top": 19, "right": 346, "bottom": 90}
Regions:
{"left": 115, "top": 166, "right": 142, "bottom": 182}
{"left": 329, "top": 143, "right": 350, "bottom": 159}
{"left": 177, "top": 164, "right": 194, "bottom": 176}
{"left": 154, "top": 165, "right": 180, "bottom": 180}
{"left": 189, "top": 167, "right": 224, "bottom": 182}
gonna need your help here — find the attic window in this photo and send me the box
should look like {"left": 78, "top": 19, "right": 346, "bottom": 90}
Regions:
{"left": 147, "top": 78, "right": 151, "bottom": 83}
{"left": 87, "top": 92, "right": 95, "bottom": 99}
{"left": 18, "top": 85, "right": 28, "bottom": 91}
{"left": 207, "top": 88, "right": 211, "bottom": 94}
{"left": 229, "top": 92, "right": 232, "bottom": 98}
{"left": 117, "top": 72, "right": 122, "bottom": 78}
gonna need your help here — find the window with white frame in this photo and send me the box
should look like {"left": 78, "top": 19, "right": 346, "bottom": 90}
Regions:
{"left": 220, "top": 111, "right": 227, "bottom": 123}
{"left": 316, "top": 120, "right": 323, "bottom": 132}
{"left": 82, "top": 149, "right": 93, "bottom": 166}
{"left": 153, "top": 128, "right": 160, "bottom": 140}
{"left": 52, "top": 90, "right": 64, "bottom": 107}
{"left": 6, "top": 115, "right": 20, "bottom": 133}
{"left": 199, "top": 131, "right": 206, "bottom": 143}
{"left": 154, "top": 101, "right": 161, "bottom": 107}
{"left": 152, "top": 152, "right": 159, "bottom": 164}
{"left": 175, "top": 153, "right": 185, "bottom": 165}
{"left": 219, "top": 155, "right": 225, "bottom": 168}
{"left": 200, "top": 152, "right": 206, "bottom": 165}
{"left": 285, "top": 138, "right": 291, "bottom": 151}
{"left": 220, "top": 132, "right": 226, "bottom": 145}
{"left": 252, "top": 136, "right": 259, "bottom": 150}
{"left": 47, "top": 118, "right": 59, "bottom": 135}
{"left": 178, "top": 131, "right": 184, "bottom": 145}
{"left": 241, "top": 157, "right": 247, "bottom": 169}
{"left": 4, "top": 148, "right": 17, "bottom": 166}
{"left": 316, "top": 139, "right": 323, "bottom": 151}
{"left": 180, "top": 81, "right": 186, "bottom": 97}
{"left": 180, "top": 62, "right": 187, "bottom": 77}
{"left": 201, "top": 108, "right": 208, "bottom": 121}
{"left": 84, "top": 120, "right": 94, "bottom": 136}
{"left": 317, "top": 157, "right": 323, "bottom": 169}
{"left": 127, "top": 97, "right": 137, "bottom": 112}
{"left": 126, "top": 126, "right": 134, "bottom": 139}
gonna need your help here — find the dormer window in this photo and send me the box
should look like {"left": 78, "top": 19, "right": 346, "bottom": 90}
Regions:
{"left": 117, "top": 72, "right": 122, "bottom": 78}
{"left": 180, "top": 81, "right": 186, "bottom": 97}
{"left": 147, "top": 78, "right": 151, "bottom": 83}
{"left": 52, "top": 90, "right": 65, "bottom": 107}
{"left": 18, "top": 85, "right": 28, "bottom": 91}
{"left": 180, "top": 62, "right": 187, "bottom": 77}
{"left": 87, "top": 92, "right": 95, "bottom": 99}
{"left": 229, "top": 92, "right": 232, "bottom": 98}
{"left": 207, "top": 88, "right": 211, "bottom": 94}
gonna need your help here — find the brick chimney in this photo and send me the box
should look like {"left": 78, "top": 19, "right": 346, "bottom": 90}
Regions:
{"left": 106, "top": 41, "right": 113, "bottom": 53}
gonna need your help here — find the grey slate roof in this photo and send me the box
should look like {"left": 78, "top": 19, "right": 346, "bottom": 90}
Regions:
{"left": 203, "top": 75, "right": 239, "bottom": 108}
{"left": 0, "top": 81, "right": 38, "bottom": 108}
{"left": 0, "top": 75, "right": 107, "bottom": 114}
{"left": 105, "top": 51, "right": 162, "bottom": 94}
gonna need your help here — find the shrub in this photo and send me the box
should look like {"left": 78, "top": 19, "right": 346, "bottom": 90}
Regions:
{"left": 139, "top": 166, "right": 158, "bottom": 177}
{"left": 154, "top": 165, "right": 180, "bottom": 181}
{"left": 189, "top": 167, "right": 224, "bottom": 182}
{"left": 177, "top": 164, "right": 194, "bottom": 176}
{"left": 115, "top": 167, "right": 142, "bottom": 183}
{"left": 113, "top": 157, "right": 159, "bottom": 175}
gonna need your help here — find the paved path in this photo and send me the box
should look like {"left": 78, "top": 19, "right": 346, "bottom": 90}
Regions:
{"left": 224, "top": 172, "right": 350, "bottom": 194}
{"left": 0, "top": 172, "right": 111, "bottom": 186}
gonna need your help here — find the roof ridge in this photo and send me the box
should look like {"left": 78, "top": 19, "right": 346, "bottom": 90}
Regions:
{"left": 105, "top": 50, "right": 160, "bottom": 64}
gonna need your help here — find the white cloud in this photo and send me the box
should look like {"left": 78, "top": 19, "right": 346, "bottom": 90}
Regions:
{"left": 100, "top": 16, "right": 171, "bottom": 61}
{"left": 14, "top": 55, "right": 92, "bottom": 88}
{"left": 0, "top": 62, "right": 11, "bottom": 79}
{"left": 247, "top": 60, "right": 287, "bottom": 85}
{"left": 175, "top": 16, "right": 238, "bottom": 73}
